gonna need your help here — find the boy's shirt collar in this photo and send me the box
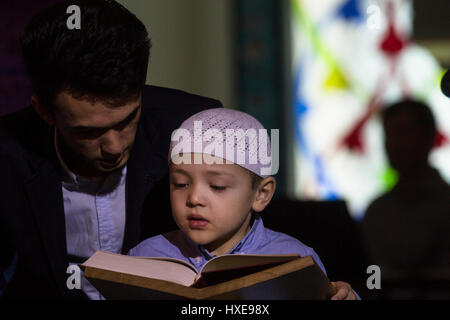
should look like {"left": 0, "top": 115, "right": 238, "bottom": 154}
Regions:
{"left": 186, "top": 214, "right": 265, "bottom": 269}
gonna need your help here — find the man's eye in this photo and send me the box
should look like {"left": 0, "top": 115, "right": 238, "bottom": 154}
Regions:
{"left": 73, "top": 129, "right": 103, "bottom": 138}
{"left": 211, "top": 185, "right": 227, "bottom": 191}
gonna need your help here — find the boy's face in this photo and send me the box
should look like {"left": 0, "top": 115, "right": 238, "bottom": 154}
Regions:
{"left": 169, "top": 154, "right": 259, "bottom": 256}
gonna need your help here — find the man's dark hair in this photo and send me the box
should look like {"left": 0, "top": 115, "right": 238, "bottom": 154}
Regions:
{"left": 21, "top": 0, "right": 151, "bottom": 107}
{"left": 381, "top": 99, "right": 437, "bottom": 140}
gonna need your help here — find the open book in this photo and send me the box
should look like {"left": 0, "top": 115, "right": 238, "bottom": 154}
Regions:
{"left": 81, "top": 251, "right": 335, "bottom": 300}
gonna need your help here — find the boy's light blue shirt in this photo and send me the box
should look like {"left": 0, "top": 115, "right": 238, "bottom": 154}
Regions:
{"left": 128, "top": 215, "right": 327, "bottom": 275}
{"left": 128, "top": 215, "right": 361, "bottom": 299}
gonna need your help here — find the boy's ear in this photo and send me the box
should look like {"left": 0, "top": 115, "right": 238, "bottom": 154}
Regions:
{"left": 31, "top": 96, "right": 55, "bottom": 126}
{"left": 252, "top": 177, "right": 276, "bottom": 213}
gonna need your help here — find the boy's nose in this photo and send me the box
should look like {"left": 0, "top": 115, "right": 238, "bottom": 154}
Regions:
{"left": 186, "top": 185, "right": 205, "bottom": 207}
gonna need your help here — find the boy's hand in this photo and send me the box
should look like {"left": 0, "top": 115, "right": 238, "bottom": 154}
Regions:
{"left": 330, "top": 281, "right": 357, "bottom": 300}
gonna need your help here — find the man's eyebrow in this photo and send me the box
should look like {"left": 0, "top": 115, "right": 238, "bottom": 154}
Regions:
{"left": 72, "top": 105, "right": 140, "bottom": 131}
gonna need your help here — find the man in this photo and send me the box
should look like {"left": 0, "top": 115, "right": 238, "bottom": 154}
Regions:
{"left": 0, "top": 0, "right": 221, "bottom": 299}
{"left": 362, "top": 100, "right": 450, "bottom": 299}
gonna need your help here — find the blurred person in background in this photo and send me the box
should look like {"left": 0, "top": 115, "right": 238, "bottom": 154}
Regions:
{"left": 362, "top": 99, "right": 450, "bottom": 299}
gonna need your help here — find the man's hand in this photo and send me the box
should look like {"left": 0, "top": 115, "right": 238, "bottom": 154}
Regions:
{"left": 330, "top": 281, "right": 357, "bottom": 300}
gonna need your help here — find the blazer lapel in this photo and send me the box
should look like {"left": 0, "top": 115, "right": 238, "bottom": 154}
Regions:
{"left": 25, "top": 161, "right": 69, "bottom": 294}
{"left": 23, "top": 117, "right": 69, "bottom": 296}
{"left": 122, "top": 108, "right": 168, "bottom": 253}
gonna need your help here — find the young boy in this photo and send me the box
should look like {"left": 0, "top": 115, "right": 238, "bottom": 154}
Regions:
{"left": 129, "top": 108, "right": 358, "bottom": 300}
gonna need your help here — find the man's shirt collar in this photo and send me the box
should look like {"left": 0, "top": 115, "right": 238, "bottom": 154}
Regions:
{"left": 54, "top": 128, "right": 126, "bottom": 188}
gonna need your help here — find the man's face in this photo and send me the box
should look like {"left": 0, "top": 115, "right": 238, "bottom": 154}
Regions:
{"left": 384, "top": 111, "right": 431, "bottom": 176}
{"left": 169, "top": 154, "right": 258, "bottom": 256}
{"left": 52, "top": 91, "right": 142, "bottom": 177}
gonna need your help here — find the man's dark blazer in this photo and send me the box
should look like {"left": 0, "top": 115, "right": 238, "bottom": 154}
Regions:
{"left": 0, "top": 85, "right": 222, "bottom": 299}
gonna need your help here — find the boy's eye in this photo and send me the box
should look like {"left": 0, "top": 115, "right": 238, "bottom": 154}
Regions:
{"left": 172, "top": 183, "right": 188, "bottom": 189}
{"left": 210, "top": 185, "right": 227, "bottom": 191}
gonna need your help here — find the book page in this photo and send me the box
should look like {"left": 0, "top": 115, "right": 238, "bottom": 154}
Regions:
{"left": 200, "top": 254, "right": 300, "bottom": 273}
{"left": 81, "top": 251, "right": 198, "bottom": 287}
{"left": 191, "top": 254, "right": 301, "bottom": 288}
{"left": 139, "top": 256, "right": 198, "bottom": 274}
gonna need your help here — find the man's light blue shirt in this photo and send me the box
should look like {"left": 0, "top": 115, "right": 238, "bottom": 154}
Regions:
{"left": 56, "top": 131, "right": 127, "bottom": 300}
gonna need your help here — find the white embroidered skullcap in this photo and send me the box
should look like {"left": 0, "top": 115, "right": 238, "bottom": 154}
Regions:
{"left": 169, "top": 108, "right": 277, "bottom": 177}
